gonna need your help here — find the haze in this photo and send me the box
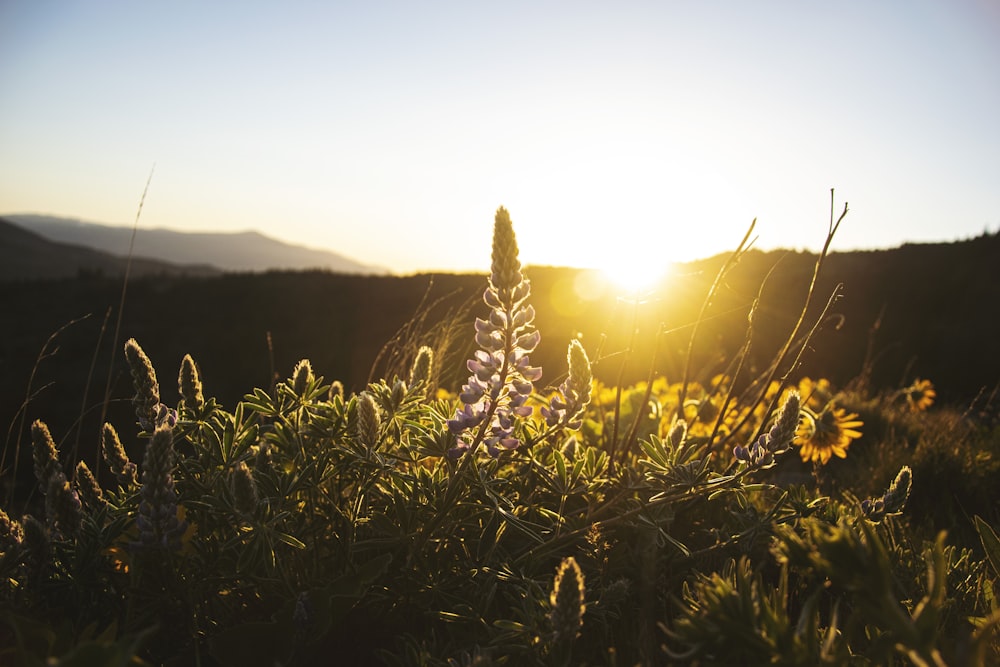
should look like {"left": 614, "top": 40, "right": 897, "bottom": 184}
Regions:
{"left": 1, "top": 1, "right": 997, "bottom": 274}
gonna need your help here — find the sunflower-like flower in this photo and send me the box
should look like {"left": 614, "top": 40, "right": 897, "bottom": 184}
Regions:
{"left": 794, "top": 405, "right": 863, "bottom": 465}
{"left": 902, "top": 378, "right": 936, "bottom": 412}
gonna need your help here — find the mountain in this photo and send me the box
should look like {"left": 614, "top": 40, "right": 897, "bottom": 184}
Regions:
{"left": 0, "top": 217, "right": 221, "bottom": 281}
{"left": 3, "top": 214, "right": 386, "bottom": 275}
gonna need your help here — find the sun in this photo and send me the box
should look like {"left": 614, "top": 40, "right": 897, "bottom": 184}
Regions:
{"left": 600, "top": 256, "right": 672, "bottom": 295}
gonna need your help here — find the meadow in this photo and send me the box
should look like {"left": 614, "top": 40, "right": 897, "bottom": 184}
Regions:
{"left": 1, "top": 205, "right": 999, "bottom": 665}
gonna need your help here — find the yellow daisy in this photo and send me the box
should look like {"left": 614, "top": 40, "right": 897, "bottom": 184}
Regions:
{"left": 903, "top": 379, "right": 936, "bottom": 412}
{"left": 794, "top": 406, "right": 863, "bottom": 465}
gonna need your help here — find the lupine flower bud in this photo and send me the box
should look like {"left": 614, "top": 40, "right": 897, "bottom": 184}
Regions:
{"left": 357, "top": 393, "right": 381, "bottom": 449}
{"left": 31, "top": 420, "right": 61, "bottom": 493}
{"left": 45, "top": 472, "right": 82, "bottom": 538}
{"left": 542, "top": 340, "right": 593, "bottom": 429}
{"left": 125, "top": 338, "right": 162, "bottom": 431}
{"left": 862, "top": 465, "right": 912, "bottom": 522}
{"left": 409, "top": 346, "right": 434, "bottom": 390}
{"left": 667, "top": 419, "right": 687, "bottom": 449}
{"left": 178, "top": 354, "right": 205, "bottom": 412}
{"left": 136, "top": 424, "right": 187, "bottom": 550}
{"left": 230, "top": 461, "right": 259, "bottom": 515}
{"left": 291, "top": 359, "right": 314, "bottom": 396}
{"left": 549, "top": 556, "right": 586, "bottom": 644}
{"left": 769, "top": 391, "right": 801, "bottom": 455}
{"left": 882, "top": 466, "right": 912, "bottom": 514}
{"left": 328, "top": 380, "right": 344, "bottom": 401}
{"left": 102, "top": 423, "right": 139, "bottom": 488}
{"left": 0, "top": 508, "right": 23, "bottom": 553}
{"left": 75, "top": 461, "right": 107, "bottom": 511}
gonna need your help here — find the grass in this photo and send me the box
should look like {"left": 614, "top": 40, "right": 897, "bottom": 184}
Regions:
{"left": 1, "top": 199, "right": 999, "bottom": 666}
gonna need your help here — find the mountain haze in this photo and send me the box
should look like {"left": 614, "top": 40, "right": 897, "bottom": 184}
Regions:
{"left": 0, "top": 217, "right": 220, "bottom": 281}
{"left": 4, "top": 214, "right": 385, "bottom": 275}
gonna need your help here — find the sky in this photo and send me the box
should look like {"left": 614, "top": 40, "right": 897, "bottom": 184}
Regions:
{"left": 1, "top": 1, "right": 998, "bottom": 276}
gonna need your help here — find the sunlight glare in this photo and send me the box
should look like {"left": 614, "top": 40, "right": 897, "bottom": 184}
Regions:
{"left": 600, "top": 256, "right": 671, "bottom": 295}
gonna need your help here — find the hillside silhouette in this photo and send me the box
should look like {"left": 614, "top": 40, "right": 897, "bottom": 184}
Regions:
{"left": 3, "top": 214, "right": 386, "bottom": 275}
{"left": 2, "top": 232, "right": 998, "bottom": 501}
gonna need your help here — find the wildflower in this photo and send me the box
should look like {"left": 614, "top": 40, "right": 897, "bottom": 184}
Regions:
{"left": 903, "top": 379, "right": 936, "bottom": 412}
{"left": 75, "top": 461, "right": 108, "bottom": 511}
{"left": 102, "top": 423, "right": 139, "bottom": 488}
{"left": 178, "top": 354, "right": 205, "bottom": 412}
{"left": 31, "top": 420, "right": 62, "bottom": 492}
{"left": 542, "top": 339, "right": 593, "bottom": 429}
{"left": 135, "top": 424, "right": 188, "bottom": 550}
{"left": 328, "top": 380, "right": 344, "bottom": 401}
{"left": 45, "top": 473, "right": 82, "bottom": 538}
{"left": 357, "top": 392, "right": 381, "bottom": 449}
{"left": 797, "top": 377, "right": 834, "bottom": 412}
{"left": 736, "top": 390, "right": 802, "bottom": 466}
{"left": 448, "top": 207, "right": 542, "bottom": 457}
{"left": 291, "top": 359, "right": 314, "bottom": 396}
{"left": 229, "top": 461, "right": 259, "bottom": 515}
{"left": 549, "top": 556, "right": 586, "bottom": 644}
{"left": 409, "top": 345, "right": 434, "bottom": 390}
{"left": 862, "top": 466, "right": 912, "bottom": 522}
{"left": 125, "top": 338, "right": 177, "bottom": 432}
{"left": 794, "top": 405, "right": 863, "bottom": 465}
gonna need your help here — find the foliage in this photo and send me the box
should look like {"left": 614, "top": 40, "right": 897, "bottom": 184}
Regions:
{"left": 1, "top": 205, "right": 999, "bottom": 665}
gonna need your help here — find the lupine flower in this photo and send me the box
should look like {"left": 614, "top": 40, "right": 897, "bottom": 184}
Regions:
{"left": 75, "top": 461, "right": 108, "bottom": 511}
{"left": 549, "top": 556, "right": 586, "bottom": 644}
{"left": 733, "top": 391, "right": 800, "bottom": 468}
{"left": 178, "top": 354, "right": 205, "bottom": 412}
{"left": 794, "top": 405, "right": 863, "bottom": 465}
{"left": 329, "top": 380, "right": 344, "bottom": 401}
{"left": 230, "top": 461, "right": 259, "bottom": 515}
{"left": 45, "top": 472, "right": 82, "bottom": 538}
{"left": 31, "top": 420, "right": 61, "bottom": 493}
{"left": 357, "top": 392, "right": 381, "bottom": 449}
{"left": 21, "top": 514, "right": 49, "bottom": 565}
{"left": 125, "top": 338, "right": 163, "bottom": 431}
{"left": 135, "top": 424, "right": 188, "bottom": 550}
{"left": 409, "top": 345, "right": 434, "bottom": 390}
{"left": 448, "top": 207, "right": 542, "bottom": 458}
{"left": 102, "top": 423, "right": 139, "bottom": 488}
{"left": 291, "top": 359, "right": 314, "bottom": 396}
{"left": 0, "top": 508, "right": 23, "bottom": 554}
{"left": 541, "top": 339, "right": 593, "bottom": 430}
{"left": 903, "top": 379, "right": 936, "bottom": 412}
{"left": 862, "top": 466, "right": 912, "bottom": 522}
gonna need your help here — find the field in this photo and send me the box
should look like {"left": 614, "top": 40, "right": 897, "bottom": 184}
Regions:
{"left": 1, "top": 208, "right": 999, "bottom": 665}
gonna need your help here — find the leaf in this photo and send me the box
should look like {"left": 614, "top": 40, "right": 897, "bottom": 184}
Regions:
{"left": 975, "top": 515, "right": 1000, "bottom": 579}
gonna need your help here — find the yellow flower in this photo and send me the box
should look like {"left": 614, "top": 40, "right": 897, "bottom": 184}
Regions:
{"left": 794, "top": 406, "right": 863, "bottom": 465}
{"left": 903, "top": 379, "right": 936, "bottom": 412}
{"left": 797, "top": 377, "right": 834, "bottom": 412}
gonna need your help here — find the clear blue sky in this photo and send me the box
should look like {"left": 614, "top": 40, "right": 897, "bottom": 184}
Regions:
{"left": 1, "top": 1, "right": 997, "bottom": 274}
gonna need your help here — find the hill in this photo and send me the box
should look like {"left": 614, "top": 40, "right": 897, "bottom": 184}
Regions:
{"left": 1, "top": 232, "right": 997, "bottom": 496}
{"left": 3, "top": 214, "right": 386, "bottom": 275}
{"left": 0, "top": 217, "right": 220, "bottom": 281}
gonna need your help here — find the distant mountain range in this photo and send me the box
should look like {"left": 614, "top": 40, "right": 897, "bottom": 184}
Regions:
{"left": 1, "top": 214, "right": 385, "bottom": 280}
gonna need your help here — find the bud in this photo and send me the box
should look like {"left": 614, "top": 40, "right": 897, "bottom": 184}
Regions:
{"left": 549, "top": 556, "right": 586, "bottom": 644}
{"left": 291, "top": 359, "right": 314, "bottom": 396}
{"left": 124, "top": 338, "right": 161, "bottom": 431}
{"left": 230, "top": 461, "right": 259, "bottom": 515}
{"left": 408, "top": 346, "right": 434, "bottom": 390}
{"left": 178, "top": 354, "right": 205, "bottom": 412}
{"left": 102, "top": 423, "right": 139, "bottom": 488}
{"left": 75, "top": 460, "right": 108, "bottom": 511}
{"left": 328, "top": 380, "right": 344, "bottom": 402}
{"left": 883, "top": 466, "right": 912, "bottom": 514}
{"left": 45, "top": 473, "right": 82, "bottom": 538}
{"left": 31, "top": 420, "right": 61, "bottom": 493}
{"left": 356, "top": 393, "right": 381, "bottom": 449}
